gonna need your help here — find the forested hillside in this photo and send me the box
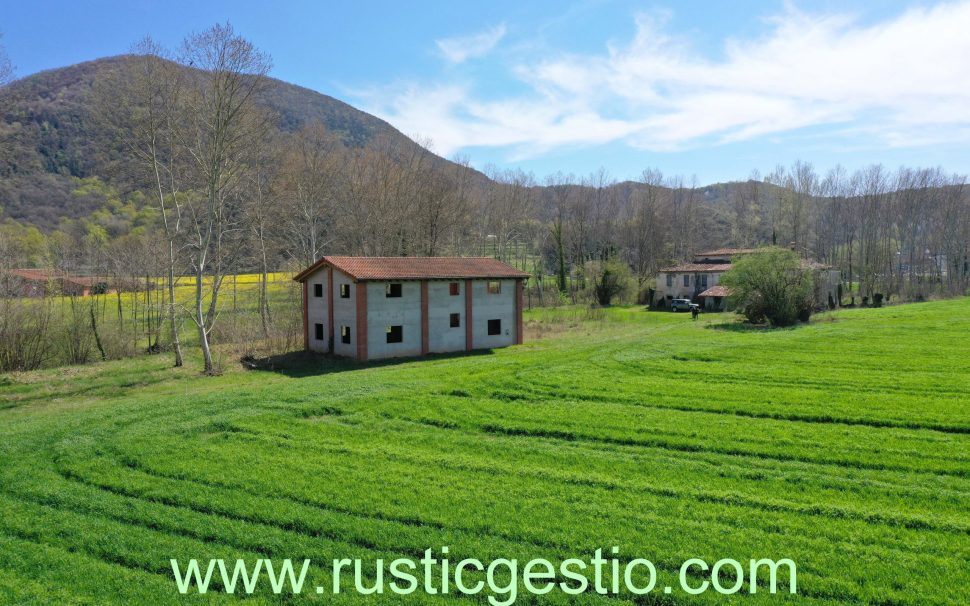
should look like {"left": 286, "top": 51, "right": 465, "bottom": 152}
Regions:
{"left": 1, "top": 29, "right": 968, "bottom": 318}
{"left": 0, "top": 55, "right": 465, "bottom": 227}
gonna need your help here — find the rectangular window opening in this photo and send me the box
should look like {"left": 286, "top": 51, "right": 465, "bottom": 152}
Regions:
{"left": 683, "top": 275, "right": 690, "bottom": 287}
{"left": 449, "top": 282, "right": 460, "bottom": 296}
{"left": 450, "top": 313, "right": 461, "bottom": 328}
{"left": 339, "top": 284, "right": 350, "bottom": 298}
{"left": 314, "top": 323, "right": 324, "bottom": 340}
{"left": 313, "top": 283, "right": 323, "bottom": 298}
{"left": 487, "top": 281, "right": 502, "bottom": 294}
{"left": 666, "top": 274, "right": 673, "bottom": 288}
{"left": 386, "top": 283, "right": 402, "bottom": 298}
{"left": 341, "top": 326, "right": 351, "bottom": 344}
{"left": 386, "top": 325, "right": 403, "bottom": 343}
{"left": 487, "top": 319, "right": 501, "bottom": 336}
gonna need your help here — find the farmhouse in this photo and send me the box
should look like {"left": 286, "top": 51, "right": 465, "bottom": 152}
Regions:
{"left": 0, "top": 268, "right": 112, "bottom": 297}
{"left": 653, "top": 248, "right": 841, "bottom": 311}
{"left": 294, "top": 256, "right": 530, "bottom": 361}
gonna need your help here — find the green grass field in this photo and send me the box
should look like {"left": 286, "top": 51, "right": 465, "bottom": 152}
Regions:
{"left": 1, "top": 300, "right": 968, "bottom": 604}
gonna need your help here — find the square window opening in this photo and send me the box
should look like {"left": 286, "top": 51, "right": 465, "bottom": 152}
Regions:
{"left": 386, "top": 283, "right": 402, "bottom": 298}
{"left": 386, "top": 325, "right": 403, "bottom": 343}
{"left": 487, "top": 281, "right": 502, "bottom": 294}
{"left": 487, "top": 319, "right": 501, "bottom": 335}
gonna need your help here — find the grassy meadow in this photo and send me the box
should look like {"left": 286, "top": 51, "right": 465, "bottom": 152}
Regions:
{"left": 0, "top": 299, "right": 968, "bottom": 604}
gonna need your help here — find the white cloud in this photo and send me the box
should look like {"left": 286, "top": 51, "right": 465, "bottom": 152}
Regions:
{"left": 436, "top": 23, "right": 507, "bottom": 64}
{"left": 362, "top": 2, "right": 970, "bottom": 157}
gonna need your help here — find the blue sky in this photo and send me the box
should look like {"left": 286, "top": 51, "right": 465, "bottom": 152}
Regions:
{"left": 3, "top": 0, "right": 970, "bottom": 184}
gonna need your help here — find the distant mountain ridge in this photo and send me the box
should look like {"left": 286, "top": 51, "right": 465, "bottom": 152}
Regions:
{"left": 0, "top": 55, "right": 473, "bottom": 227}
{"left": 0, "top": 55, "right": 776, "bottom": 239}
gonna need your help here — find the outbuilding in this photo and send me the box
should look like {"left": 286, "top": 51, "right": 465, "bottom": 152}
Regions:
{"left": 293, "top": 256, "right": 529, "bottom": 361}
{"left": 653, "top": 247, "right": 841, "bottom": 311}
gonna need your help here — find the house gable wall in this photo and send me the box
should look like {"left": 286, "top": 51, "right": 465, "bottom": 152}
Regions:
{"left": 471, "top": 279, "right": 516, "bottom": 349}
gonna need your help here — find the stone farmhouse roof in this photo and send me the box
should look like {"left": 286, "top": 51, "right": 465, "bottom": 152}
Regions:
{"left": 694, "top": 248, "right": 760, "bottom": 257}
{"left": 294, "top": 256, "right": 530, "bottom": 282}
{"left": 660, "top": 258, "right": 833, "bottom": 274}
{"left": 698, "top": 285, "right": 731, "bottom": 298}
{"left": 3, "top": 268, "right": 106, "bottom": 288}
{"left": 659, "top": 263, "right": 733, "bottom": 273}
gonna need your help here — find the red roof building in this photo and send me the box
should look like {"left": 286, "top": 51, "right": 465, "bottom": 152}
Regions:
{"left": 1, "top": 269, "right": 112, "bottom": 297}
{"left": 293, "top": 257, "right": 528, "bottom": 361}
{"left": 654, "top": 248, "right": 840, "bottom": 312}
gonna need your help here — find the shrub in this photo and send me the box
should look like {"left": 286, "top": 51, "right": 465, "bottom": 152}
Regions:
{"left": 0, "top": 298, "right": 54, "bottom": 371}
{"left": 721, "top": 248, "right": 815, "bottom": 326}
{"left": 582, "top": 259, "right": 632, "bottom": 306}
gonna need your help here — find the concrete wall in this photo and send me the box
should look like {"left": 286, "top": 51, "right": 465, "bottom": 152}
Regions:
{"left": 304, "top": 266, "right": 329, "bottom": 353}
{"left": 332, "top": 269, "right": 357, "bottom": 358}
{"left": 470, "top": 279, "right": 516, "bottom": 349}
{"left": 428, "top": 280, "right": 466, "bottom": 353}
{"left": 301, "top": 272, "right": 521, "bottom": 360}
{"left": 365, "top": 281, "right": 423, "bottom": 360}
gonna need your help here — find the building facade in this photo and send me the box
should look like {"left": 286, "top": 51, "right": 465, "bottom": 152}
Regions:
{"left": 294, "top": 256, "right": 529, "bottom": 361}
{"left": 653, "top": 248, "right": 841, "bottom": 311}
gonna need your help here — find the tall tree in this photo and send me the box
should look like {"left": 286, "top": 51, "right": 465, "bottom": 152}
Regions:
{"left": 544, "top": 172, "right": 574, "bottom": 292}
{"left": 279, "top": 122, "right": 342, "bottom": 266}
{"left": 178, "top": 23, "right": 271, "bottom": 374}
{"left": 96, "top": 37, "right": 187, "bottom": 366}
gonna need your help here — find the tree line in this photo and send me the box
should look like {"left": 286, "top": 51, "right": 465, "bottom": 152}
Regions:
{"left": 1, "top": 24, "right": 968, "bottom": 373}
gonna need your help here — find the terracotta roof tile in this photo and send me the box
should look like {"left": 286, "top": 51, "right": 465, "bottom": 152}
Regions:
{"left": 3, "top": 269, "right": 106, "bottom": 287}
{"left": 294, "top": 256, "right": 530, "bottom": 282}
{"left": 694, "top": 248, "right": 760, "bottom": 257}
{"left": 698, "top": 285, "right": 731, "bottom": 297}
{"left": 659, "top": 263, "right": 733, "bottom": 273}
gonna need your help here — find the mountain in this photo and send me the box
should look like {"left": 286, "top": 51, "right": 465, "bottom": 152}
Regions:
{"left": 0, "top": 55, "right": 472, "bottom": 228}
{"left": 0, "top": 55, "right": 777, "bottom": 248}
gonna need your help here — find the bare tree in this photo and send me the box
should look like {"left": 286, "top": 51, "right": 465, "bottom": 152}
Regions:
{"left": 248, "top": 126, "right": 282, "bottom": 336}
{"left": 178, "top": 23, "right": 272, "bottom": 374}
{"left": 623, "top": 168, "right": 668, "bottom": 289}
{"left": 413, "top": 151, "right": 472, "bottom": 257}
{"left": 544, "top": 172, "right": 575, "bottom": 292}
{"left": 95, "top": 37, "right": 187, "bottom": 366}
{"left": 668, "top": 175, "right": 700, "bottom": 260}
{"left": 279, "top": 122, "right": 342, "bottom": 265}
{"left": 731, "top": 170, "right": 762, "bottom": 247}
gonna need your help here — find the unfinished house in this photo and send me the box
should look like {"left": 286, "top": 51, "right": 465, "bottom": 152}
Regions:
{"left": 293, "top": 256, "right": 530, "bottom": 361}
